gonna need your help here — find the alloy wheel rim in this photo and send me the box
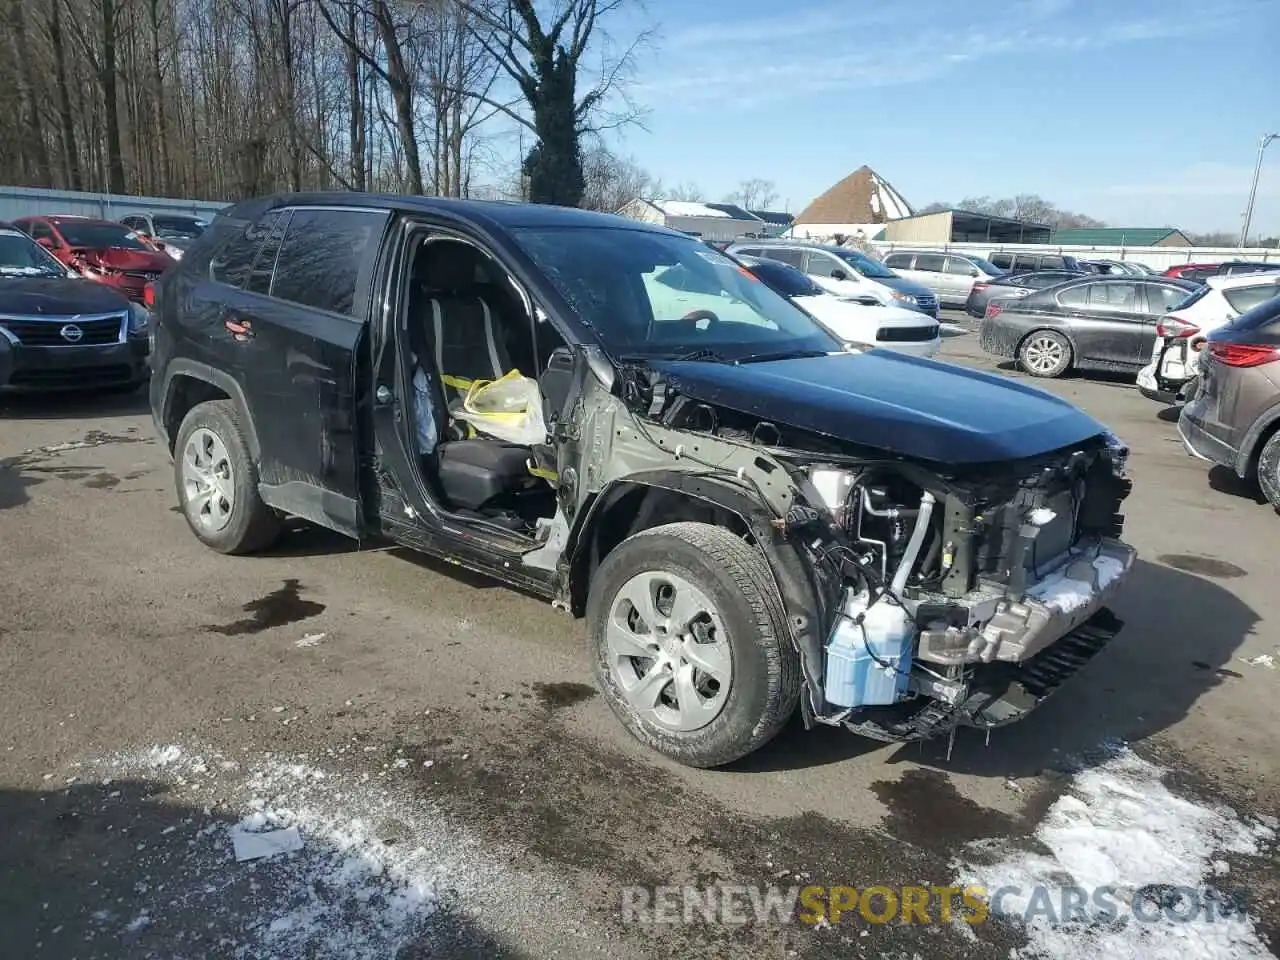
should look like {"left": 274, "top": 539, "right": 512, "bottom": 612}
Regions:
{"left": 181, "top": 427, "right": 235, "bottom": 533}
{"left": 1025, "top": 336, "right": 1065, "bottom": 373}
{"left": 605, "top": 571, "right": 733, "bottom": 733}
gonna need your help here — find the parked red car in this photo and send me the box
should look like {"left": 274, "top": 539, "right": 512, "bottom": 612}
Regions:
{"left": 12, "top": 215, "right": 174, "bottom": 303}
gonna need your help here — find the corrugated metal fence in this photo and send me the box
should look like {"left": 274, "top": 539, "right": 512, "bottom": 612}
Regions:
{"left": 0, "top": 185, "right": 227, "bottom": 224}
{"left": 868, "top": 239, "right": 1280, "bottom": 272}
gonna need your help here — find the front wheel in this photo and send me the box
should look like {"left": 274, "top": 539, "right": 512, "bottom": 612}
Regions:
{"left": 1019, "top": 330, "right": 1073, "bottom": 378}
{"left": 173, "top": 400, "right": 282, "bottom": 554}
{"left": 586, "top": 521, "right": 800, "bottom": 768}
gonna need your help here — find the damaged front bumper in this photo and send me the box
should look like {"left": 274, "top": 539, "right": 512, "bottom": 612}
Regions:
{"left": 915, "top": 537, "right": 1135, "bottom": 665}
{"left": 836, "top": 538, "right": 1137, "bottom": 744}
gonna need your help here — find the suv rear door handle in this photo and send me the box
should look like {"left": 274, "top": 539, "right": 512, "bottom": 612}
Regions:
{"left": 375, "top": 384, "right": 394, "bottom": 406}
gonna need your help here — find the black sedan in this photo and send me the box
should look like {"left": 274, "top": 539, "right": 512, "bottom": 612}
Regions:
{"left": 978, "top": 275, "right": 1198, "bottom": 378}
{"left": 0, "top": 225, "right": 150, "bottom": 392}
{"left": 965, "top": 269, "right": 1084, "bottom": 318}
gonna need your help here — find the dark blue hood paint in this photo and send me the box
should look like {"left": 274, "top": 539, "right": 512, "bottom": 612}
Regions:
{"left": 649, "top": 351, "right": 1107, "bottom": 464}
{"left": 876, "top": 274, "right": 934, "bottom": 299}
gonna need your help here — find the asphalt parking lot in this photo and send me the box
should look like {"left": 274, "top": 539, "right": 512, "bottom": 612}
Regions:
{"left": 1, "top": 312, "right": 1277, "bottom": 959}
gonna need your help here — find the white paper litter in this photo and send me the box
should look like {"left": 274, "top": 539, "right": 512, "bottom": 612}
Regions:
{"left": 232, "top": 825, "right": 304, "bottom": 862}
{"left": 1238, "top": 654, "right": 1275, "bottom": 670}
{"left": 1028, "top": 508, "right": 1058, "bottom": 526}
{"left": 296, "top": 633, "right": 327, "bottom": 648}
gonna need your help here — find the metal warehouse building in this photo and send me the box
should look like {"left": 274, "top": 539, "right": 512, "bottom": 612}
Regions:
{"left": 879, "top": 208, "right": 1052, "bottom": 245}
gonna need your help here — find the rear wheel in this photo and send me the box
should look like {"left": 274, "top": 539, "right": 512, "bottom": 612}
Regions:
{"left": 586, "top": 521, "right": 800, "bottom": 768}
{"left": 1257, "top": 431, "right": 1280, "bottom": 511}
{"left": 1019, "top": 330, "right": 1072, "bottom": 378}
{"left": 173, "top": 400, "right": 282, "bottom": 554}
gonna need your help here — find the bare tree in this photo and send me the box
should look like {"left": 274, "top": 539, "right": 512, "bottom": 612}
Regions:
{"left": 460, "top": 0, "right": 648, "bottom": 206}
{"left": 724, "top": 178, "right": 777, "bottom": 211}
{"left": 664, "top": 181, "right": 705, "bottom": 202}
{"left": 579, "top": 141, "right": 653, "bottom": 212}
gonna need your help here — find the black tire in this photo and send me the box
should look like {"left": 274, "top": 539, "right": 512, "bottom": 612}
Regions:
{"left": 173, "top": 399, "right": 282, "bottom": 554}
{"left": 586, "top": 521, "right": 800, "bottom": 768}
{"left": 1257, "top": 431, "right": 1280, "bottom": 512}
{"left": 1018, "top": 329, "right": 1072, "bottom": 378}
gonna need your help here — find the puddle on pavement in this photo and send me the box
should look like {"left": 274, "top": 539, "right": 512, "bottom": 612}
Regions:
{"left": 206, "top": 579, "right": 325, "bottom": 636}
{"left": 83, "top": 473, "right": 120, "bottom": 489}
{"left": 532, "top": 681, "right": 597, "bottom": 709}
{"left": 1157, "top": 554, "right": 1247, "bottom": 579}
{"left": 870, "top": 769, "right": 1020, "bottom": 848}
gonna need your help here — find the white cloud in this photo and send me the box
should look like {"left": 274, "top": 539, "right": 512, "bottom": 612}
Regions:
{"left": 1104, "top": 162, "right": 1280, "bottom": 199}
{"left": 635, "top": 0, "right": 1250, "bottom": 111}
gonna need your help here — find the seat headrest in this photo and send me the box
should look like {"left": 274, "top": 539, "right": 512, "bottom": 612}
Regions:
{"left": 419, "top": 242, "right": 487, "bottom": 296}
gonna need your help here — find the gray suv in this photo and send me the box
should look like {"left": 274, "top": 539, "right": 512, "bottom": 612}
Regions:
{"left": 726, "top": 241, "right": 938, "bottom": 317}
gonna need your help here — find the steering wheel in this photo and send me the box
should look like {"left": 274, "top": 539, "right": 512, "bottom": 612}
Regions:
{"left": 678, "top": 309, "right": 720, "bottom": 329}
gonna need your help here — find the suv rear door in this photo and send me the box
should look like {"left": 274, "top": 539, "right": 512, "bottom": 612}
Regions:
{"left": 199, "top": 204, "right": 390, "bottom": 536}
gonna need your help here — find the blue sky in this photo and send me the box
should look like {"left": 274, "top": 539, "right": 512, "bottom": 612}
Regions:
{"left": 596, "top": 0, "right": 1280, "bottom": 236}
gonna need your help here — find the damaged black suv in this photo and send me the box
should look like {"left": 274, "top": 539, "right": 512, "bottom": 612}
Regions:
{"left": 150, "top": 194, "right": 1135, "bottom": 768}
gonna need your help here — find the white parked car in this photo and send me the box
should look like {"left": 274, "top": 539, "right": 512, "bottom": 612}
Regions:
{"left": 1137, "top": 271, "right": 1280, "bottom": 404}
{"left": 724, "top": 241, "right": 939, "bottom": 318}
{"left": 739, "top": 256, "right": 941, "bottom": 358}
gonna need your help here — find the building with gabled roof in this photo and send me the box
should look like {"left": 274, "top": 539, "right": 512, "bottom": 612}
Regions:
{"left": 615, "top": 198, "right": 768, "bottom": 241}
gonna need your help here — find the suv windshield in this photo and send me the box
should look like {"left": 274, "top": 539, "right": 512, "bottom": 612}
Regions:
{"left": 0, "top": 231, "right": 69, "bottom": 277}
{"left": 834, "top": 249, "right": 897, "bottom": 279}
{"left": 56, "top": 221, "right": 149, "bottom": 250}
{"left": 151, "top": 216, "right": 206, "bottom": 241}
{"left": 513, "top": 227, "right": 840, "bottom": 361}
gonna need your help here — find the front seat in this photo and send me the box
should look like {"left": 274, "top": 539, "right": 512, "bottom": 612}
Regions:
{"left": 415, "top": 242, "right": 537, "bottom": 514}
{"left": 419, "top": 242, "right": 512, "bottom": 401}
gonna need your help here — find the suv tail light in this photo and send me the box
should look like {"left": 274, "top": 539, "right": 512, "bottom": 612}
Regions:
{"left": 1208, "top": 342, "right": 1280, "bottom": 367}
{"left": 985, "top": 302, "right": 1003, "bottom": 319}
{"left": 143, "top": 283, "right": 156, "bottom": 309}
{"left": 971, "top": 282, "right": 990, "bottom": 294}
{"left": 1156, "top": 316, "right": 1199, "bottom": 339}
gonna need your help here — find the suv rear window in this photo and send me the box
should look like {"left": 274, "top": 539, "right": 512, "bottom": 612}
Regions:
{"left": 883, "top": 253, "right": 912, "bottom": 269}
{"left": 989, "top": 253, "right": 1012, "bottom": 270}
{"left": 211, "top": 210, "right": 285, "bottom": 288}
{"left": 269, "top": 208, "right": 387, "bottom": 317}
{"left": 1225, "top": 293, "right": 1280, "bottom": 332}
{"left": 1224, "top": 283, "right": 1280, "bottom": 316}
{"left": 1038, "top": 255, "right": 1066, "bottom": 270}
{"left": 760, "top": 247, "right": 804, "bottom": 268}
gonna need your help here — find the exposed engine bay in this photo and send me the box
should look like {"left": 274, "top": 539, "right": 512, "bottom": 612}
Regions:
{"left": 602, "top": 360, "right": 1136, "bottom": 744}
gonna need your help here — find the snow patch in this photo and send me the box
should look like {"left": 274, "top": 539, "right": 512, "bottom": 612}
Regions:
{"left": 1026, "top": 553, "right": 1127, "bottom": 614}
{"left": 86, "top": 742, "right": 547, "bottom": 958}
{"left": 957, "top": 747, "right": 1275, "bottom": 960}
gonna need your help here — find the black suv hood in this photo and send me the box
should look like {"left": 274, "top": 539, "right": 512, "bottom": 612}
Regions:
{"left": 0, "top": 276, "right": 131, "bottom": 316}
{"left": 648, "top": 351, "right": 1107, "bottom": 464}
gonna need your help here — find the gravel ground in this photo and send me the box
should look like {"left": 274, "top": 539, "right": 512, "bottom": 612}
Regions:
{"left": 1, "top": 314, "right": 1276, "bottom": 958}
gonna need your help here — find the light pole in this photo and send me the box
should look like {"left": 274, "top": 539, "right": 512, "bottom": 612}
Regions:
{"left": 1240, "top": 132, "right": 1279, "bottom": 247}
